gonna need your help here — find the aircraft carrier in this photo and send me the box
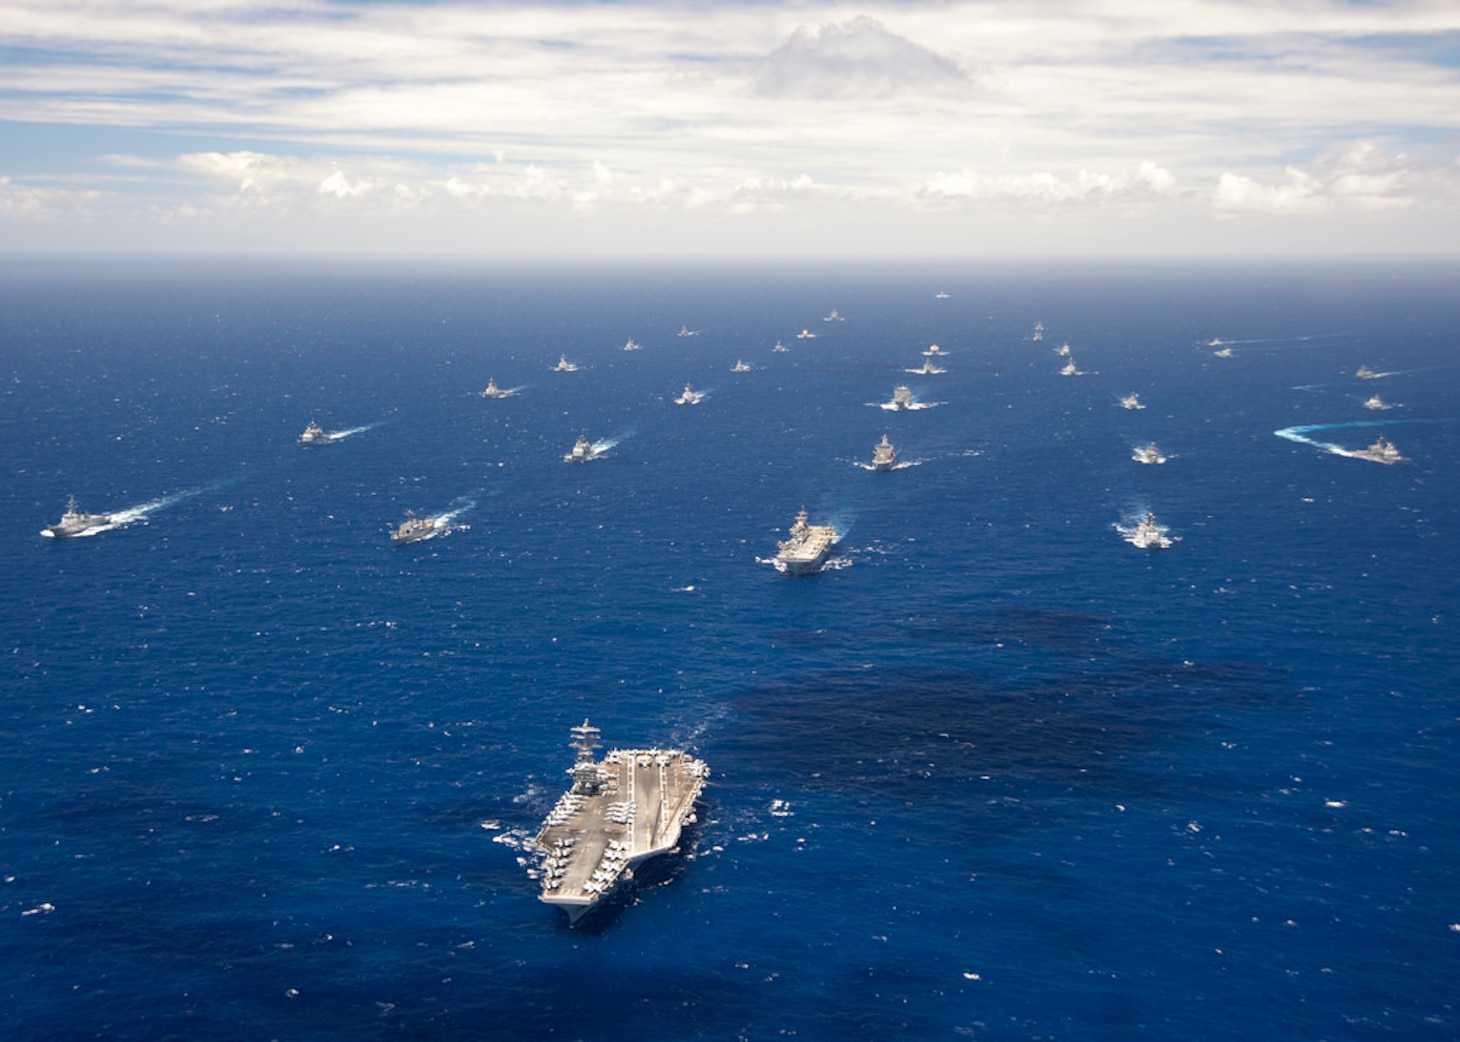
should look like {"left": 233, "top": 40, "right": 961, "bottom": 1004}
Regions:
{"left": 534, "top": 720, "right": 708, "bottom": 925}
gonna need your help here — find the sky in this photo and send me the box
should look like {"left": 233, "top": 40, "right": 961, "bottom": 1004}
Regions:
{"left": 2, "top": 0, "right": 1459, "bottom": 257}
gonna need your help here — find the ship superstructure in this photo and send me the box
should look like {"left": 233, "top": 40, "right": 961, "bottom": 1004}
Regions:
{"left": 775, "top": 508, "right": 840, "bottom": 575}
{"left": 889, "top": 385, "right": 914, "bottom": 410}
{"left": 535, "top": 720, "right": 708, "bottom": 925}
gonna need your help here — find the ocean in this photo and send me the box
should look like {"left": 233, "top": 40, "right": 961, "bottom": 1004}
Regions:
{"left": 1, "top": 257, "right": 1456, "bottom": 1040}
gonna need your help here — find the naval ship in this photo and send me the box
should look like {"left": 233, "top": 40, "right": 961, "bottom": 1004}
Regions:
{"left": 553, "top": 355, "right": 579, "bottom": 372}
{"left": 731, "top": 359, "right": 751, "bottom": 372}
{"left": 775, "top": 508, "right": 839, "bottom": 575}
{"left": 888, "top": 385, "right": 914, "bottom": 410}
{"left": 923, "top": 343, "right": 948, "bottom": 356}
{"left": 42, "top": 496, "right": 113, "bottom": 538}
{"left": 298, "top": 421, "right": 336, "bottom": 445}
{"left": 1350, "top": 435, "right": 1406, "bottom": 465}
{"left": 1355, "top": 365, "right": 1380, "bottom": 380}
{"left": 871, "top": 434, "right": 897, "bottom": 471}
{"left": 1363, "top": 395, "right": 1391, "bottom": 411}
{"left": 534, "top": 720, "right": 708, "bottom": 925}
{"left": 1132, "top": 442, "right": 1167, "bottom": 465}
{"left": 564, "top": 434, "right": 601, "bottom": 463}
{"left": 1128, "top": 512, "right": 1173, "bottom": 550}
{"left": 480, "top": 378, "right": 511, "bottom": 399}
{"left": 674, "top": 382, "right": 704, "bottom": 405}
{"left": 390, "top": 512, "right": 436, "bottom": 546}
{"left": 908, "top": 359, "right": 945, "bottom": 375}
{"left": 1119, "top": 392, "right": 1145, "bottom": 410}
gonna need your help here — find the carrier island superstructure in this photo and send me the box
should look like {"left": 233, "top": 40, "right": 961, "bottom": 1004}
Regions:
{"left": 534, "top": 720, "right": 708, "bottom": 924}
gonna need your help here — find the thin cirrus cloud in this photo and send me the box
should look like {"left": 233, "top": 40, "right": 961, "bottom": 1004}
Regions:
{"left": 0, "top": 0, "right": 1457, "bottom": 254}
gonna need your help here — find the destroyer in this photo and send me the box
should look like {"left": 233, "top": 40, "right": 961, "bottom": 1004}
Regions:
{"left": 773, "top": 340, "right": 789, "bottom": 353}
{"left": 1350, "top": 435, "right": 1407, "bottom": 465}
{"left": 564, "top": 434, "right": 602, "bottom": 463}
{"left": 391, "top": 512, "right": 436, "bottom": 546}
{"left": 775, "top": 508, "right": 840, "bottom": 575}
{"left": 1363, "top": 395, "right": 1391, "bottom": 411}
{"left": 1213, "top": 346, "right": 1234, "bottom": 358}
{"left": 871, "top": 434, "right": 897, "bottom": 471}
{"left": 298, "top": 421, "right": 336, "bottom": 446}
{"left": 553, "top": 355, "right": 579, "bottom": 372}
{"left": 623, "top": 338, "right": 641, "bottom": 351}
{"left": 480, "top": 378, "right": 511, "bottom": 399}
{"left": 535, "top": 720, "right": 708, "bottom": 925}
{"left": 1128, "top": 512, "right": 1172, "bottom": 550}
{"left": 42, "top": 495, "right": 112, "bottom": 538}
{"left": 1060, "top": 359, "right": 1081, "bottom": 377}
{"left": 824, "top": 308, "right": 843, "bottom": 322}
{"left": 731, "top": 359, "right": 751, "bottom": 372}
{"left": 923, "top": 343, "right": 948, "bottom": 356}
{"left": 1119, "top": 392, "right": 1145, "bottom": 410}
{"left": 1132, "top": 442, "right": 1167, "bottom": 465}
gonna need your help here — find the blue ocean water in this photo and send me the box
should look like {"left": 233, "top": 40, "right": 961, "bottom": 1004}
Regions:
{"left": 1, "top": 257, "right": 1457, "bottom": 1040}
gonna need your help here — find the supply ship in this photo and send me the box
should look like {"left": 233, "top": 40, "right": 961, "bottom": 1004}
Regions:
{"left": 775, "top": 508, "right": 839, "bottom": 574}
{"left": 535, "top": 720, "right": 708, "bottom": 925}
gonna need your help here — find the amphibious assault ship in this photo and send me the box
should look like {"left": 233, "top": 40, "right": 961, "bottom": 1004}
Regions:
{"left": 534, "top": 720, "right": 708, "bottom": 925}
{"left": 42, "top": 495, "right": 113, "bottom": 538}
{"left": 775, "top": 508, "right": 839, "bottom": 575}
{"left": 871, "top": 434, "right": 897, "bottom": 471}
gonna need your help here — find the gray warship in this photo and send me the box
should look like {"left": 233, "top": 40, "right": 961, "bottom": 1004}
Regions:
{"left": 390, "top": 512, "right": 436, "bottom": 546}
{"left": 1128, "top": 512, "right": 1173, "bottom": 550}
{"left": 534, "top": 720, "right": 708, "bottom": 925}
{"left": 871, "top": 434, "right": 897, "bottom": 471}
{"left": 1350, "top": 435, "right": 1406, "bottom": 465}
{"left": 298, "top": 421, "right": 335, "bottom": 446}
{"left": 1119, "top": 392, "right": 1145, "bottom": 410}
{"left": 565, "top": 434, "right": 601, "bottom": 463}
{"left": 1132, "top": 442, "right": 1167, "bottom": 465}
{"left": 889, "top": 385, "right": 914, "bottom": 410}
{"left": 674, "top": 382, "right": 704, "bottom": 405}
{"left": 775, "top": 508, "right": 839, "bottom": 575}
{"left": 43, "top": 495, "right": 112, "bottom": 538}
{"left": 553, "top": 355, "right": 579, "bottom": 372}
{"left": 480, "top": 378, "right": 511, "bottom": 399}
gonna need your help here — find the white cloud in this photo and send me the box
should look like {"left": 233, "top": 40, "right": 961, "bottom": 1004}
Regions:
{"left": 1213, "top": 142, "right": 1432, "bottom": 216}
{"left": 0, "top": 176, "right": 105, "bottom": 220}
{"left": 318, "top": 170, "right": 373, "bottom": 199}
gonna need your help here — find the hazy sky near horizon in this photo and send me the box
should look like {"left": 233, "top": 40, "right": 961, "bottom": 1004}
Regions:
{"left": 3, "top": 0, "right": 1459, "bottom": 256}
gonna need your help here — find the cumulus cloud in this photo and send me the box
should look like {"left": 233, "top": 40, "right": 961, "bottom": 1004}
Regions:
{"left": 914, "top": 162, "right": 1178, "bottom": 207}
{"left": 759, "top": 15, "right": 966, "bottom": 97}
{"left": 1213, "top": 142, "right": 1423, "bottom": 216}
{"left": 0, "top": 176, "right": 104, "bottom": 220}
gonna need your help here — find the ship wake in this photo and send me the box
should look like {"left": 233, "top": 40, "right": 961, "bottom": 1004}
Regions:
{"left": 1274, "top": 421, "right": 1400, "bottom": 460}
{"left": 41, "top": 480, "right": 236, "bottom": 538}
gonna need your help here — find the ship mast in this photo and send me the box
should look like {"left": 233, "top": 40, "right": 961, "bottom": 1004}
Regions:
{"left": 568, "top": 719, "right": 603, "bottom": 795}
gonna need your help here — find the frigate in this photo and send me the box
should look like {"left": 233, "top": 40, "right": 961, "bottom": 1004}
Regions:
{"left": 534, "top": 720, "right": 708, "bottom": 925}
{"left": 775, "top": 508, "right": 839, "bottom": 575}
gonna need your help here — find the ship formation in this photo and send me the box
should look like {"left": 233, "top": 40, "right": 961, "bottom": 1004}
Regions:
{"left": 534, "top": 720, "right": 708, "bottom": 925}
{"left": 775, "top": 508, "right": 840, "bottom": 575}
